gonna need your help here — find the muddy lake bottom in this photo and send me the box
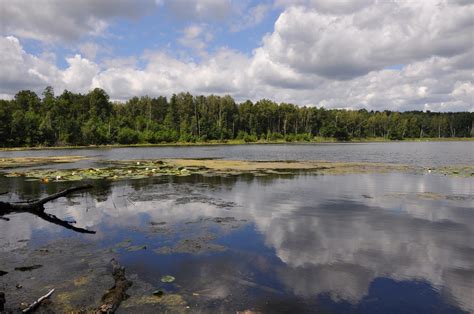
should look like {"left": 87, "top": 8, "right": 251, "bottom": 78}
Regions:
{"left": 0, "top": 171, "right": 473, "bottom": 313}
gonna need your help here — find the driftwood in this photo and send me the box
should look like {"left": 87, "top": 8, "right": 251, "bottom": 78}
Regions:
{"left": 0, "top": 185, "right": 95, "bottom": 234}
{"left": 0, "top": 292, "right": 5, "bottom": 312}
{"left": 22, "top": 289, "right": 55, "bottom": 313}
{"left": 96, "top": 259, "right": 132, "bottom": 313}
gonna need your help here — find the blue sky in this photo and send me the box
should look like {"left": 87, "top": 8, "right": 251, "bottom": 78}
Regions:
{"left": 19, "top": 0, "right": 280, "bottom": 68}
{"left": 0, "top": 0, "right": 472, "bottom": 112}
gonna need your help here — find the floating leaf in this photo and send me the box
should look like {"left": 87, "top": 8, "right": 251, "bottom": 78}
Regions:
{"left": 161, "top": 275, "right": 175, "bottom": 283}
{"left": 126, "top": 245, "right": 147, "bottom": 252}
{"left": 130, "top": 175, "right": 149, "bottom": 180}
{"left": 65, "top": 175, "right": 83, "bottom": 181}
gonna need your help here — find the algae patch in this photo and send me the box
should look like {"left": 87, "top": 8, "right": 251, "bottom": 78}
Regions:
{"left": 0, "top": 156, "right": 87, "bottom": 169}
{"left": 124, "top": 293, "right": 187, "bottom": 309}
{"left": 386, "top": 192, "right": 473, "bottom": 201}
{"left": 2, "top": 159, "right": 419, "bottom": 182}
{"left": 429, "top": 165, "right": 474, "bottom": 177}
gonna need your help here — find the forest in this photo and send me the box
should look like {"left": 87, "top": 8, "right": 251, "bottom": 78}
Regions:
{"left": 0, "top": 87, "right": 472, "bottom": 147}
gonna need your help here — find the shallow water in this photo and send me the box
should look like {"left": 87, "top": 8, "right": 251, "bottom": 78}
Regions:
{"left": 1, "top": 172, "right": 473, "bottom": 313}
{"left": 1, "top": 141, "right": 474, "bottom": 168}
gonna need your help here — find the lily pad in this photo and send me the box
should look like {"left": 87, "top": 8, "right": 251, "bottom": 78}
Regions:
{"left": 126, "top": 245, "right": 147, "bottom": 252}
{"left": 161, "top": 275, "right": 175, "bottom": 283}
{"left": 65, "top": 175, "right": 83, "bottom": 181}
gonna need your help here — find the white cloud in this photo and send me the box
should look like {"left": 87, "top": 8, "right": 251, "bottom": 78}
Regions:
{"left": 178, "top": 24, "right": 214, "bottom": 55}
{"left": 257, "top": 1, "right": 474, "bottom": 80}
{"left": 78, "top": 42, "right": 101, "bottom": 60}
{"left": 231, "top": 3, "right": 270, "bottom": 32}
{"left": 274, "top": 0, "right": 375, "bottom": 14}
{"left": 62, "top": 55, "right": 99, "bottom": 92}
{"left": 91, "top": 47, "right": 250, "bottom": 99}
{"left": 0, "top": 0, "right": 156, "bottom": 42}
{"left": 0, "top": 36, "right": 59, "bottom": 93}
{"left": 451, "top": 81, "right": 474, "bottom": 104}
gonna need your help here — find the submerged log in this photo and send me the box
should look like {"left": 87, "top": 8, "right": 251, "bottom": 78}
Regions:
{"left": 0, "top": 185, "right": 95, "bottom": 234}
{"left": 96, "top": 259, "right": 132, "bottom": 313}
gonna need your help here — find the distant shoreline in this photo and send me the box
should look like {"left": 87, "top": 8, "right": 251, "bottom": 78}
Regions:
{"left": 1, "top": 137, "right": 473, "bottom": 152}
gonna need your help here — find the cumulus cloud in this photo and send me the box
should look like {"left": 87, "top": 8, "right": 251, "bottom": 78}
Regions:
{"left": 259, "top": 1, "right": 474, "bottom": 80}
{"left": 78, "top": 42, "right": 108, "bottom": 61}
{"left": 274, "top": 0, "right": 375, "bottom": 14}
{"left": 0, "top": 36, "right": 100, "bottom": 95}
{"left": 62, "top": 55, "right": 99, "bottom": 92}
{"left": 91, "top": 47, "right": 250, "bottom": 99}
{"left": 0, "top": 0, "right": 156, "bottom": 42}
{"left": 0, "top": 36, "right": 59, "bottom": 94}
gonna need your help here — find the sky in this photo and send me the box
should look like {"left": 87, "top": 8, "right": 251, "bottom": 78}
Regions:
{"left": 0, "top": 0, "right": 473, "bottom": 112}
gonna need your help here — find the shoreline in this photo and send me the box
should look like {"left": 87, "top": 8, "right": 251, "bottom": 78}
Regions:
{"left": 1, "top": 137, "right": 473, "bottom": 152}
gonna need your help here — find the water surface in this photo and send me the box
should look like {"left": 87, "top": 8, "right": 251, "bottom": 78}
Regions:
{"left": 1, "top": 172, "right": 472, "bottom": 313}
{"left": 2, "top": 141, "right": 473, "bottom": 168}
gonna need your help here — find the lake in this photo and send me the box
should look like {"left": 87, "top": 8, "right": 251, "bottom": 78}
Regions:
{"left": 0, "top": 142, "right": 473, "bottom": 313}
{"left": 1, "top": 141, "right": 474, "bottom": 167}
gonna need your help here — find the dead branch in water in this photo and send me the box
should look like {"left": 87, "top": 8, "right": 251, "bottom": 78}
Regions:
{"left": 22, "top": 289, "right": 55, "bottom": 313}
{"left": 0, "top": 185, "right": 95, "bottom": 234}
{"left": 0, "top": 292, "right": 5, "bottom": 312}
{"left": 96, "top": 259, "right": 132, "bottom": 313}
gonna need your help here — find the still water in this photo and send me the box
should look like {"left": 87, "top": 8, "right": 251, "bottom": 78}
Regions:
{"left": 1, "top": 141, "right": 474, "bottom": 167}
{"left": 1, "top": 171, "right": 473, "bottom": 313}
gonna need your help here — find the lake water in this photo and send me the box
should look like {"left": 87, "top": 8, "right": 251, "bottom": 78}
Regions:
{"left": 2, "top": 141, "right": 474, "bottom": 167}
{"left": 1, "top": 169, "right": 473, "bottom": 313}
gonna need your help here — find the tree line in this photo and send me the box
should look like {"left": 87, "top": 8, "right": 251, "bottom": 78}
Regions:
{"left": 0, "top": 87, "right": 472, "bottom": 147}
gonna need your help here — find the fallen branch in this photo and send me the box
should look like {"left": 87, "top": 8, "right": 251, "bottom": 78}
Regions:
{"left": 96, "top": 259, "right": 132, "bottom": 313}
{"left": 0, "top": 185, "right": 92, "bottom": 212}
{"left": 35, "top": 185, "right": 92, "bottom": 207}
{"left": 0, "top": 185, "right": 95, "bottom": 234}
{"left": 0, "top": 292, "right": 5, "bottom": 312}
{"left": 37, "top": 210, "right": 95, "bottom": 234}
{"left": 22, "top": 288, "right": 55, "bottom": 313}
